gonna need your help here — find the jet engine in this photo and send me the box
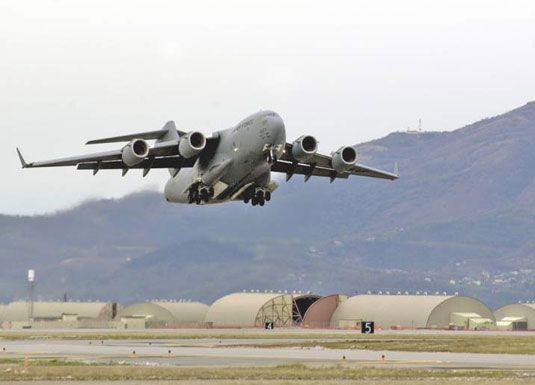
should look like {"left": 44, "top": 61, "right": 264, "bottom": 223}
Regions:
{"left": 331, "top": 146, "right": 358, "bottom": 172}
{"left": 291, "top": 135, "right": 318, "bottom": 162}
{"left": 122, "top": 139, "right": 150, "bottom": 167}
{"left": 178, "top": 131, "right": 206, "bottom": 158}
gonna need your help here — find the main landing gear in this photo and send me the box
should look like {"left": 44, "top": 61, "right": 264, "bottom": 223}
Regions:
{"left": 188, "top": 184, "right": 215, "bottom": 204}
{"left": 243, "top": 187, "right": 271, "bottom": 207}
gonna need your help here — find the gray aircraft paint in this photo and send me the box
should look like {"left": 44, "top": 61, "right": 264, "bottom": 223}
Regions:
{"left": 17, "top": 110, "right": 397, "bottom": 207}
{"left": 164, "top": 110, "right": 285, "bottom": 204}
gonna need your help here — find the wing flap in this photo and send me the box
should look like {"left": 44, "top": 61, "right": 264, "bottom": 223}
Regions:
{"left": 271, "top": 160, "right": 349, "bottom": 179}
{"left": 77, "top": 156, "right": 196, "bottom": 170}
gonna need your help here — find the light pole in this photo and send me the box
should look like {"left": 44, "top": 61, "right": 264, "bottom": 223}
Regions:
{"left": 27, "top": 269, "right": 35, "bottom": 322}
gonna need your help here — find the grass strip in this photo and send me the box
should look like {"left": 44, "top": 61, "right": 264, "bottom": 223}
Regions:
{"left": 0, "top": 363, "right": 521, "bottom": 381}
{"left": 0, "top": 331, "right": 361, "bottom": 341}
{"left": 241, "top": 335, "right": 535, "bottom": 355}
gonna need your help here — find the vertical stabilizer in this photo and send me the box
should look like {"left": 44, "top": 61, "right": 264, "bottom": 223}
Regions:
{"left": 157, "top": 121, "right": 181, "bottom": 177}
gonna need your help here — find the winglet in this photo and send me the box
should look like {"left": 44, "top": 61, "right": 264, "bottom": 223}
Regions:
{"left": 16, "top": 148, "right": 28, "bottom": 168}
{"left": 394, "top": 162, "right": 399, "bottom": 177}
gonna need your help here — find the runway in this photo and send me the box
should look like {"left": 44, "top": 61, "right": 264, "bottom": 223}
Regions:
{"left": 1, "top": 338, "right": 534, "bottom": 369}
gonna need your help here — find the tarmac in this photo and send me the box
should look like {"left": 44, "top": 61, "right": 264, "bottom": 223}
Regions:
{"left": 1, "top": 337, "right": 535, "bottom": 369}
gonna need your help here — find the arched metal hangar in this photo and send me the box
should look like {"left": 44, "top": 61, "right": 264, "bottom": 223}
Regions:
{"left": 1, "top": 301, "right": 118, "bottom": 322}
{"left": 153, "top": 301, "right": 209, "bottom": 323}
{"left": 494, "top": 303, "right": 535, "bottom": 330}
{"left": 205, "top": 292, "right": 295, "bottom": 328}
{"left": 303, "top": 294, "right": 348, "bottom": 328}
{"left": 117, "top": 301, "right": 209, "bottom": 326}
{"left": 330, "top": 295, "right": 495, "bottom": 329}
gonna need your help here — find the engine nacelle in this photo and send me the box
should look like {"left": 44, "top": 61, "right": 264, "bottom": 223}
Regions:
{"left": 122, "top": 139, "right": 149, "bottom": 167}
{"left": 291, "top": 135, "right": 318, "bottom": 162}
{"left": 178, "top": 131, "right": 206, "bottom": 158}
{"left": 331, "top": 146, "right": 358, "bottom": 172}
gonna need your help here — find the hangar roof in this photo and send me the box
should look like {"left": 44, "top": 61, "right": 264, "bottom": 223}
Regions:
{"left": 151, "top": 301, "right": 209, "bottom": 323}
{"left": 117, "top": 301, "right": 209, "bottom": 324}
{"left": 494, "top": 303, "right": 535, "bottom": 329}
{"left": 117, "top": 302, "right": 175, "bottom": 323}
{"left": 1, "top": 301, "right": 113, "bottom": 322}
{"left": 205, "top": 292, "right": 293, "bottom": 327}
{"left": 330, "top": 295, "right": 494, "bottom": 328}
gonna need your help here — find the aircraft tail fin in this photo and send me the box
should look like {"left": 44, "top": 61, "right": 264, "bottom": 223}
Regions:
{"left": 154, "top": 121, "right": 182, "bottom": 177}
{"left": 156, "top": 121, "right": 180, "bottom": 143}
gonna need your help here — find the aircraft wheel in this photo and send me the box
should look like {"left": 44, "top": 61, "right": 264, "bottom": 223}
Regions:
{"left": 188, "top": 190, "right": 197, "bottom": 204}
{"left": 251, "top": 197, "right": 258, "bottom": 206}
{"left": 259, "top": 199, "right": 265, "bottom": 206}
{"left": 200, "top": 189, "right": 209, "bottom": 202}
{"left": 265, "top": 191, "right": 271, "bottom": 201}
{"left": 209, "top": 187, "right": 215, "bottom": 198}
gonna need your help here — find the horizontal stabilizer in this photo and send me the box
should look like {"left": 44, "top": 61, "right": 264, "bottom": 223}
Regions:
{"left": 86, "top": 121, "right": 184, "bottom": 144}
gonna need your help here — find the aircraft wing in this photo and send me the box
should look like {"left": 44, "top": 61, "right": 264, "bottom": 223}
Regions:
{"left": 16, "top": 121, "right": 219, "bottom": 176}
{"left": 273, "top": 143, "right": 398, "bottom": 181}
{"left": 16, "top": 140, "right": 182, "bottom": 168}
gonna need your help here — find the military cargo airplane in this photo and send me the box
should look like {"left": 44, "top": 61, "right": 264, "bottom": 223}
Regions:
{"left": 17, "top": 111, "right": 398, "bottom": 206}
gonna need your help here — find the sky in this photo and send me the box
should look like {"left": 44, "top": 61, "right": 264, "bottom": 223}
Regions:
{"left": 1, "top": 0, "right": 534, "bottom": 215}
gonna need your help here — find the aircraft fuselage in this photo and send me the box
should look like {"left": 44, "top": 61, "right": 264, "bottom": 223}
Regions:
{"left": 164, "top": 110, "right": 286, "bottom": 204}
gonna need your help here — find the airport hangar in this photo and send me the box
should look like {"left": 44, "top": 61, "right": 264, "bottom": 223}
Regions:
{"left": 0, "top": 300, "right": 120, "bottom": 328}
{"left": 0, "top": 300, "right": 209, "bottom": 329}
{"left": 494, "top": 302, "right": 535, "bottom": 331}
{"left": 3, "top": 293, "right": 533, "bottom": 330}
{"left": 204, "top": 292, "right": 495, "bottom": 330}
{"left": 117, "top": 300, "right": 209, "bottom": 328}
{"left": 204, "top": 291, "right": 320, "bottom": 328}
{"left": 305, "top": 294, "right": 496, "bottom": 330}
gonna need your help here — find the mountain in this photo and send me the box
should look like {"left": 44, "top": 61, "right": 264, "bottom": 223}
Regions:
{"left": 2, "top": 102, "right": 535, "bottom": 308}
